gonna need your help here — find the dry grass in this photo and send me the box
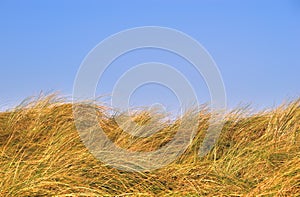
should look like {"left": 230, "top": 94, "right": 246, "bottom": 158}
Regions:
{"left": 0, "top": 94, "right": 299, "bottom": 196}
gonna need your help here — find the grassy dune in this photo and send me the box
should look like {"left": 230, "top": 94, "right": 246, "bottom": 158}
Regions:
{"left": 0, "top": 95, "right": 299, "bottom": 196}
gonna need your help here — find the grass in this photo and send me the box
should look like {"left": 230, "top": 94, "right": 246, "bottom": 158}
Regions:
{"left": 0, "top": 94, "right": 299, "bottom": 196}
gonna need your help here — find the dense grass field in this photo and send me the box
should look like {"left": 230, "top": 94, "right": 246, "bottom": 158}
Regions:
{"left": 0, "top": 95, "right": 299, "bottom": 196}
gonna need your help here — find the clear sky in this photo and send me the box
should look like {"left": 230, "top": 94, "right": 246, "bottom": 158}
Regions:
{"left": 0, "top": 0, "right": 299, "bottom": 111}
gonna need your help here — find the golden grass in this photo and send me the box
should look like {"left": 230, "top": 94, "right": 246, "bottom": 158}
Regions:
{"left": 0, "top": 94, "right": 299, "bottom": 196}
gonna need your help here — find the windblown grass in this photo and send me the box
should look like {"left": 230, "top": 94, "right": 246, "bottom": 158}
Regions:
{"left": 0, "top": 94, "right": 299, "bottom": 196}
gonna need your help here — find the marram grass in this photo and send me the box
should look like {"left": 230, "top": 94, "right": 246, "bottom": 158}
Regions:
{"left": 0, "top": 94, "right": 299, "bottom": 196}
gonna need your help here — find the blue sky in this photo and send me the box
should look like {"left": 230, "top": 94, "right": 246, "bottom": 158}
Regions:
{"left": 0, "top": 1, "right": 299, "bottom": 111}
